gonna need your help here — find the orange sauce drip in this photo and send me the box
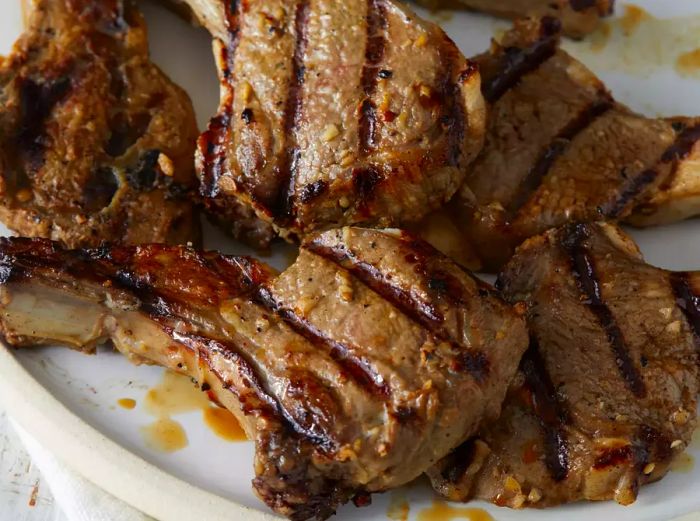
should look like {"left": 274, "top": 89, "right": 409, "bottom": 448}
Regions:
{"left": 676, "top": 48, "right": 700, "bottom": 77}
{"left": 140, "top": 371, "right": 247, "bottom": 451}
{"left": 117, "top": 398, "right": 136, "bottom": 410}
{"left": 619, "top": 4, "right": 651, "bottom": 36}
{"left": 417, "top": 500, "right": 494, "bottom": 521}
{"left": 141, "top": 418, "right": 188, "bottom": 453}
{"left": 387, "top": 491, "right": 410, "bottom": 521}
{"left": 203, "top": 407, "right": 247, "bottom": 442}
{"left": 521, "top": 440, "right": 540, "bottom": 464}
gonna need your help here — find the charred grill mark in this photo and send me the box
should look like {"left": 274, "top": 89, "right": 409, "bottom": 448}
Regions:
{"left": 607, "top": 123, "right": 700, "bottom": 217}
{"left": 521, "top": 339, "right": 569, "bottom": 481}
{"left": 444, "top": 61, "right": 475, "bottom": 167}
{"left": 563, "top": 224, "right": 647, "bottom": 397}
{"left": 352, "top": 166, "right": 384, "bottom": 212}
{"left": 440, "top": 439, "right": 477, "bottom": 484}
{"left": 359, "top": 0, "right": 388, "bottom": 156}
{"left": 658, "top": 123, "right": 700, "bottom": 190}
{"left": 254, "top": 286, "right": 390, "bottom": 398}
{"left": 299, "top": 180, "right": 328, "bottom": 204}
{"left": 593, "top": 445, "right": 633, "bottom": 469}
{"left": 670, "top": 272, "right": 700, "bottom": 351}
{"left": 482, "top": 17, "right": 560, "bottom": 103}
{"left": 305, "top": 240, "right": 491, "bottom": 383}
{"left": 272, "top": 1, "right": 310, "bottom": 221}
{"left": 168, "top": 330, "right": 336, "bottom": 451}
{"left": 16, "top": 76, "right": 72, "bottom": 173}
{"left": 603, "top": 169, "right": 658, "bottom": 218}
{"left": 509, "top": 98, "right": 612, "bottom": 215}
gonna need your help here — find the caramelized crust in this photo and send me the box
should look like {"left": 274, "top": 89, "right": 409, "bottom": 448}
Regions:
{"left": 429, "top": 223, "right": 699, "bottom": 508}
{"left": 416, "top": 18, "right": 700, "bottom": 272}
{"left": 0, "top": 228, "right": 527, "bottom": 520}
{"left": 0, "top": 0, "right": 200, "bottom": 247}
{"left": 185, "top": 0, "right": 486, "bottom": 246}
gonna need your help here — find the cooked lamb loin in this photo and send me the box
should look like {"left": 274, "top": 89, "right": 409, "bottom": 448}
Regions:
{"left": 428, "top": 222, "right": 699, "bottom": 508}
{"left": 421, "top": 0, "right": 614, "bottom": 38}
{"left": 176, "top": 0, "right": 486, "bottom": 248}
{"left": 0, "top": 228, "right": 528, "bottom": 520}
{"left": 0, "top": 0, "right": 200, "bottom": 248}
{"left": 416, "top": 17, "right": 700, "bottom": 272}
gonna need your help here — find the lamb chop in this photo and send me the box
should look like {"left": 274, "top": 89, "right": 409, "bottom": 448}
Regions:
{"left": 421, "top": 0, "right": 614, "bottom": 38}
{"left": 428, "top": 222, "right": 699, "bottom": 508}
{"left": 171, "top": 0, "right": 486, "bottom": 248}
{"left": 0, "top": 0, "right": 200, "bottom": 248}
{"left": 416, "top": 17, "right": 700, "bottom": 272}
{"left": 0, "top": 228, "right": 528, "bottom": 520}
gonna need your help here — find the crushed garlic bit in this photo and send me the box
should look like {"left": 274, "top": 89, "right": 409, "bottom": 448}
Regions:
{"left": 666, "top": 320, "right": 682, "bottom": 334}
{"left": 414, "top": 33, "right": 427, "bottom": 47}
{"left": 527, "top": 488, "right": 542, "bottom": 503}
{"left": 643, "top": 463, "right": 656, "bottom": 475}
{"left": 671, "top": 439, "right": 684, "bottom": 449}
{"left": 338, "top": 196, "right": 351, "bottom": 209}
{"left": 158, "top": 153, "right": 175, "bottom": 177}
{"left": 322, "top": 123, "right": 340, "bottom": 142}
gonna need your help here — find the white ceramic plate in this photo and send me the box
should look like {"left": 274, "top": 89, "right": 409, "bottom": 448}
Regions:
{"left": 1, "top": 1, "right": 699, "bottom": 520}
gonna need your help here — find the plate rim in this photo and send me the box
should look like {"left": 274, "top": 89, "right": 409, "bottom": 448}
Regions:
{"left": 0, "top": 345, "right": 281, "bottom": 521}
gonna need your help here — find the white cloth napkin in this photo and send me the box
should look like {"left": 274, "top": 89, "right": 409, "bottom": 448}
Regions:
{"left": 10, "top": 419, "right": 151, "bottom": 521}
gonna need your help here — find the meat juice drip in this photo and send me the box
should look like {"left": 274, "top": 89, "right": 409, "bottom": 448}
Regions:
{"left": 140, "top": 370, "right": 247, "bottom": 451}
{"left": 117, "top": 398, "right": 136, "bottom": 409}
{"left": 386, "top": 490, "right": 410, "bottom": 521}
{"left": 203, "top": 407, "right": 246, "bottom": 442}
{"left": 417, "top": 500, "right": 494, "bottom": 521}
{"left": 141, "top": 418, "right": 188, "bottom": 453}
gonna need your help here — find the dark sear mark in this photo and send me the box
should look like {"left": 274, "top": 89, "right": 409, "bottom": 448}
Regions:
{"left": 562, "top": 224, "right": 646, "bottom": 397}
{"left": 359, "top": 0, "right": 388, "bottom": 156}
{"left": 602, "top": 169, "right": 658, "bottom": 218}
{"left": 608, "top": 123, "right": 700, "bottom": 216}
{"left": 83, "top": 166, "right": 119, "bottom": 211}
{"left": 105, "top": 111, "right": 151, "bottom": 157}
{"left": 352, "top": 166, "right": 383, "bottom": 212}
{"left": 481, "top": 17, "right": 560, "bottom": 104}
{"left": 299, "top": 180, "right": 328, "bottom": 204}
{"left": 254, "top": 286, "right": 391, "bottom": 399}
{"left": 670, "top": 272, "right": 700, "bottom": 351}
{"left": 199, "top": 108, "right": 232, "bottom": 199}
{"left": 305, "top": 239, "right": 491, "bottom": 383}
{"left": 509, "top": 97, "right": 613, "bottom": 215}
{"left": 272, "top": 0, "right": 311, "bottom": 221}
{"left": 593, "top": 445, "right": 632, "bottom": 469}
{"left": 657, "top": 123, "right": 700, "bottom": 191}
{"left": 16, "top": 76, "right": 72, "bottom": 172}
{"left": 520, "top": 339, "right": 570, "bottom": 481}
{"left": 126, "top": 149, "right": 160, "bottom": 191}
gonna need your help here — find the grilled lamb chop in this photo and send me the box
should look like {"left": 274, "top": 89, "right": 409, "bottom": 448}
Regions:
{"left": 175, "top": 0, "right": 486, "bottom": 248}
{"left": 0, "top": 0, "right": 200, "bottom": 248}
{"left": 0, "top": 228, "right": 528, "bottom": 520}
{"left": 422, "top": 0, "right": 614, "bottom": 38}
{"left": 416, "top": 17, "right": 700, "bottom": 272}
{"left": 429, "top": 222, "right": 699, "bottom": 508}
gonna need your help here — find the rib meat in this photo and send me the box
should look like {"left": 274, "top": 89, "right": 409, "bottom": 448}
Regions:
{"left": 0, "top": 0, "right": 200, "bottom": 247}
{"left": 429, "top": 222, "right": 699, "bottom": 508}
{"left": 0, "top": 228, "right": 527, "bottom": 520}
{"left": 415, "top": 18, "right": 700, "bottom": 272}
{"left": 175, "top": 0, "right": 486, "bottom": 247}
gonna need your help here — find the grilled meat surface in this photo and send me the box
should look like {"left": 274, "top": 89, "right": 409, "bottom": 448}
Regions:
{"left": 0, "top": 228, "right": 528, "bottom": 520}
{"left": 416, "top": 18, "right": 700, "bottom": 272}
{"left": 179, "top": 0, "right": 486, "bottom": 248}
{"left": 429, "top": 222, "right": 700, "bottom": 508}
{"left": 0, "top": 0, "right": 200, "bottom": 247}
{"left": 423, "top": 0, "right": 614, "bottom": 38}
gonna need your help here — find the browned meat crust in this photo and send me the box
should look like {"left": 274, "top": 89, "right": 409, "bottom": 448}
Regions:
{"left": 429, "top": 222, "right": 699, "bottom": 508}
{"left": 416, "top": 18, "right": 700, "bottom": 272}
{"left": 183, "top": 0, "right": 486, "bottom": 247}
{"left": 0, "top": 0, "right": 200, "bottom": 247}
{"left": 0, "top": 228, "right": 528, "bottom": 520}
{"left": 421, "top": 0, "right": 615, "bottom": 38}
